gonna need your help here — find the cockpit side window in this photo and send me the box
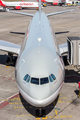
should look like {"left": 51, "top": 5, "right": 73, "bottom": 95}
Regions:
{"left": 49, "top": 76, "right": 53, "bottom": 82}
{"left": 26, "top": 76, "right": 30, "bottom": 82}
{"left": 23, "top": 74, "right": 30, "bottom": 82}
{"left": 49, "top": 74, "right": 56, "bottom": 82}
{"left": 31, "top": 78, "right": 39, "bottom": 85}
{"left": 51, "top": 74, "right": 56, "bottom": 80}
{"left": 40, "top": 77, "right": 49, "bottom": 85}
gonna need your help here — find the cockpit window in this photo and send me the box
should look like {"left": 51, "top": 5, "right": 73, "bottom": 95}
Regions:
{"left": 49, "top": 74, "right": 56, "bottom": 82}
{"left": 49, "top": 76, "right": 53, "bottom": 82}
{"left": 51, "top": 74, "right": 56, "bottom": 80}
{"left": 23, "top": 74, "right": 30, "bottom": 82}
{"left": 31, "top": 78, "right": 39, "bottom": 85}
{"left": 40, "top": 77, "right": 49, "bottom": 85}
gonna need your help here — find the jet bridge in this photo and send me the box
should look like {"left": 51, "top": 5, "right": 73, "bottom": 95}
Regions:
{"left": 67, "top": 37, "right": 80, "bottom": 66}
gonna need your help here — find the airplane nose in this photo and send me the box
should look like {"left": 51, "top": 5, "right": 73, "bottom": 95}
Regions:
{"left": 30, "top": 84, "right": 50, "bottom": 100}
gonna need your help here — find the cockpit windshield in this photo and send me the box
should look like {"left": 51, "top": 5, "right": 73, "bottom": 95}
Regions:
{"left": 40, "top": 77, "right": 49, "bottom": 85}
{"left": 24, "top": 74, "right": 56, "bottom": 85}
{"left": 31, "top": 78, "right": 39, "bottom": 85}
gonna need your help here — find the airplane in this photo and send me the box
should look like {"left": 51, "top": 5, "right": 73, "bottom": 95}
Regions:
{"left": 0, "top": 0, "right": 39, "bottom": 11}
{"left": 37, "top": 0, "right": 59, "bottom": 6}
{"left": 0, "top": 0, "right": 74, "bottom": 115}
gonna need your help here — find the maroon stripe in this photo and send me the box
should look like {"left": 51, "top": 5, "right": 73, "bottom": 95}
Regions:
{"left": 0, "top": 94, "right": 19, "bottom": 110}
{"left": 0, "top": 101, "right": 9, "bottom": 110}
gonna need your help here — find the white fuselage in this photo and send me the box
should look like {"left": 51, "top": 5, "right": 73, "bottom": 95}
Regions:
{"left": 15, "top": 11, "right": 65, "bottom": 107}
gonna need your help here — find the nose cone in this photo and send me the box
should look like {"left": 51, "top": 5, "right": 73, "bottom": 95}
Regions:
{"left": 30, "top": 84, "right": 50, "bottom": 100}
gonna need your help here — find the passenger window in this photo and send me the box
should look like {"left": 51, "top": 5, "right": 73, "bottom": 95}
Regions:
{"left": 40, "top": 77, "right": 49, "bottom": 85}
{"left": 31, "top": 78, "right": 39, "bottom": 85}
{"left": 23, "top": 74, "right": 30, "bottom": 82}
